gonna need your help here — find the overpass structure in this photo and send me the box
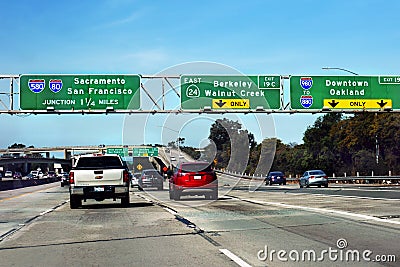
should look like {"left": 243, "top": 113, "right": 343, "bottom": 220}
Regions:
{"left": 0, "top": 145, "right": 190, "bottom": 174}
{"left": 0, "top": 157, "right": 72, "bottom": 175}
{"left": 0, "top": 145, "right": 168, "bottom": 159}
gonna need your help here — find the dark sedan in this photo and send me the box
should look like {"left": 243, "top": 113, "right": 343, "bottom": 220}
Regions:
{"left": 265, "top": 171, "right": 286, "bottom": 185}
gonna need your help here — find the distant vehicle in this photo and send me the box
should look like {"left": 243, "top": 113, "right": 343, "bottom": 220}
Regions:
{"left": 30, "top": 170, "right": 44, "bottom": 179}
{"left": 26, "top": 173, "right": 35, "bottom": 180}
{"left": 60, "top": 173, "right": 69, "bottom": 187}
{"left": 265, "top": 171, "right": 286, "bottom": 185}
{"left": 5, "top": 171, "right": 13, "bottom": 177}
{"left": 170, "top": 156, "right": 176, "bottom": 161}
{"left": 138, "top": 169, "right": 163, "bottom": 191}
{"left": 169, "top": 161, "right": 218, "bottom": 201}
{"left": 13, "top": 172, "right": 22, "bottom": 179}
{"left": 46, "top": 171, "right": 56, "bottom": 178}
{"left": 131, "top": 172, "right": 140, "bottom": 188}
{"left": 299, "top": 170, "right": 328, "bottom": 188}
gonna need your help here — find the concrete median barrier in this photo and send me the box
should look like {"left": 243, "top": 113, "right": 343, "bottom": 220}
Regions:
{"left": 0, "top": 177, "right": 59, "bottom": 191}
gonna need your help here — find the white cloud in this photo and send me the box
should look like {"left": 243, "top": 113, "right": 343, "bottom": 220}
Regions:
{"left": 105, "top": 11, "right": 143, "bottom": 27}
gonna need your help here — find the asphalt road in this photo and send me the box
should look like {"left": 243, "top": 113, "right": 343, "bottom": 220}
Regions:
{"left": 0, "top": 176, "right": 399, "bottom": 267}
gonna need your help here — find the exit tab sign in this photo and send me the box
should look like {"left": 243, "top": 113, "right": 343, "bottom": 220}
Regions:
{"left": 180, "top": 75, "right": 281, "bottom": 110}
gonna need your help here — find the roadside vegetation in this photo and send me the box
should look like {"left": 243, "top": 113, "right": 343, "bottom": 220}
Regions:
{"left": 207, "top": 114, "right": 400, "bottom": 177}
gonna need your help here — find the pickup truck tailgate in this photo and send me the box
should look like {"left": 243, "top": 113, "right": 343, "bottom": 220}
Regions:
{"left": 74, "top": 169, "right": 124, "bottom": 186}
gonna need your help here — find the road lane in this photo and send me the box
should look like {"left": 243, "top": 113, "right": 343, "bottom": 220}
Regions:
{"left": 0, "top": 182, "right": 66, "bottom": 240}
{"left": 0, "top": 185, "right": 236, "bottom": 267}
{"left": 1, "top": 175, "right": 399, "bottom": 266}
{"left": 142, "top": 175, "right": 400, "bottom": 266}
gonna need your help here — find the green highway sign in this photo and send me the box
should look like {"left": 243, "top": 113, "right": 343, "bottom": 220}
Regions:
{"left": 133, "top": 147, "right": 159, "bottom": 157}
{"left": 20, "top": 74, "right": 140, "bottom": 110}
{"left": 180, "top": 75, "right": 281, "bottom": 110}
{"left": 107, "top": 147, "right": 129, "bottom": 157}
{"left": 290, "top": 75, "right": 400, "bottom": 110}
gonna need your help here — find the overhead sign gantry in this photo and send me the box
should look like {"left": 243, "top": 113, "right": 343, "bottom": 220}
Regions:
{"left": 1, "top": 73, "right": 400, "bottom": 114}
{"left": 290, "top": 75, "right": 400, "bottom": 110}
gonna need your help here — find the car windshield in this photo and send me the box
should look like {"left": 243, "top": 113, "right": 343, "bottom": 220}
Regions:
{"left": 269, "top": 172, "right": 284, "bottom": 176}
{"left": 181, "top": 163, "right": 212, "bottom": 172}
{"left": 309, "top": 171, "right": 325, "bottom": 176}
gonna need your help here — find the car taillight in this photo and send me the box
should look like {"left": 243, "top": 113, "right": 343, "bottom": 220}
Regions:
{"left": 310, "top": 176, "right": 315, "bottom": 179}
{"left": 123, "top": 170, "right": 129, "bottom": 183}
{"left": 69, "top": 172, "right": 74, "bottom": 184}
{"left": 324, "top": 175, "right": 328, "bottom": 178}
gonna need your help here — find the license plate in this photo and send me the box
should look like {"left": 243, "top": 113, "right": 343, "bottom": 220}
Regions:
{"left": 194, "top": 175, "right": 202, "bottom": 180}
{"left": 94, "top": 187, "right": 104, "bottom": 192}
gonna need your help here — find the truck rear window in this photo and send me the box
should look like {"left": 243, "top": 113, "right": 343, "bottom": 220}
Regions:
{"left": 75, "top": 156, "right": 123, "bottom": 169}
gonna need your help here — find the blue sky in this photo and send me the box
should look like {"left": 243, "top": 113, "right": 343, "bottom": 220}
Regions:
{"left": 1, "top": 0, "right": 400, "bottom": 149}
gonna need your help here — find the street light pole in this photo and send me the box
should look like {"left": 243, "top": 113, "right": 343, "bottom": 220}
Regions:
{"left": 322, "top": 67, "right": 359, "bottom": 75}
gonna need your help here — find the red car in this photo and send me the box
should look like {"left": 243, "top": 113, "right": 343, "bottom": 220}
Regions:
{"left": 169, "top": 161, "right": 218, "bottom": 201}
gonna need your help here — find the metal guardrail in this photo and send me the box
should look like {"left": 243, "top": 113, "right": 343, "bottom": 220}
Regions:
{"left": 217, "top": 170, "right": 400, "bottom": 184}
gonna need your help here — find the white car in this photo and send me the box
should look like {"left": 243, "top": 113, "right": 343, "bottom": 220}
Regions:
{"left": 130, "top": 172, "right": 140, "bottom": 188}
{"left": 30, "top": 170, "right": 44, "bottom": 179}
{"left": 5, "top": 171, "right": 13, "bottom": 177}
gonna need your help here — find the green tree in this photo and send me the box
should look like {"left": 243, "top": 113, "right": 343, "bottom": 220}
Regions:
{"left": 303, "top": 113, "right": 343, "bottom": 175}
{"left": 8, "top": 143, "right": 27, "bottom": 149}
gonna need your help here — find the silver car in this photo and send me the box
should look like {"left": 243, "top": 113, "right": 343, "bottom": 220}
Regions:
{"left": 299, "top": 170, "right": 328, "bottom": 188}
{"left": 138, "top": 169, "right": 163, "bottom": 191}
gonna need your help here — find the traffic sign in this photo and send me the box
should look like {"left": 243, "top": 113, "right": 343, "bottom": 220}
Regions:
{"left": 107, "top": 147, "right": 129, "bottom": 157}
{"left": 212, "top": 99, "right": 250, "bottom": 109}
{"left": 136, "top": 164, "right": 143, "bottom": 171}
{"left": 290, "top": 76, "right": 400, "bottom": 110}
{"left": 181, "top": 75, "right": 281, "bottom": 110}
{"left": 133, "top": 147, "right": 159, "bottom": 157}
{"left": 323, "top": 99, "right": 392, "bottom": 109}
{"left": 20, "top": 74, "right": 140, "bottom": 110}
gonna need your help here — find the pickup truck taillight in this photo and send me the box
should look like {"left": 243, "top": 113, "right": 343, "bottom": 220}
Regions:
{"left": 69, "top": 171, "right": 74, "bottom": 184}
{"left": 123, "top": 170, "right": 129, "bottom": 183}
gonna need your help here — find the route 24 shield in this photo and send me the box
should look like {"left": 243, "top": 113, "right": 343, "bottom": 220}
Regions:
{"left": 300, "top": 77, "right": 313, "bottom": 90}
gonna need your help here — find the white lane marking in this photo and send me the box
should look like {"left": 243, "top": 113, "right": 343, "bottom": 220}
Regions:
{"left": 163, "top": 207, "right": 177, "bottom": 215}
{"left": 239, "top": 198, "right": 400, "bottom": 225}
{"left": 219, "top": 249, "right": 252, "bottom": 267}
{"left": 325, "top": 187, "right": 400, "bottom": 193}
{"left": 286, "top": 192, "right": 399, "bottom": 201}
{"left": 39, "top": 208, "right": 54, "bottom": 216}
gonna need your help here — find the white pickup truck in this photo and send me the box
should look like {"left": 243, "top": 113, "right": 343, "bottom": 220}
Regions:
{"left": 69, "top": 154, "right": 130, "bottom": 209}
